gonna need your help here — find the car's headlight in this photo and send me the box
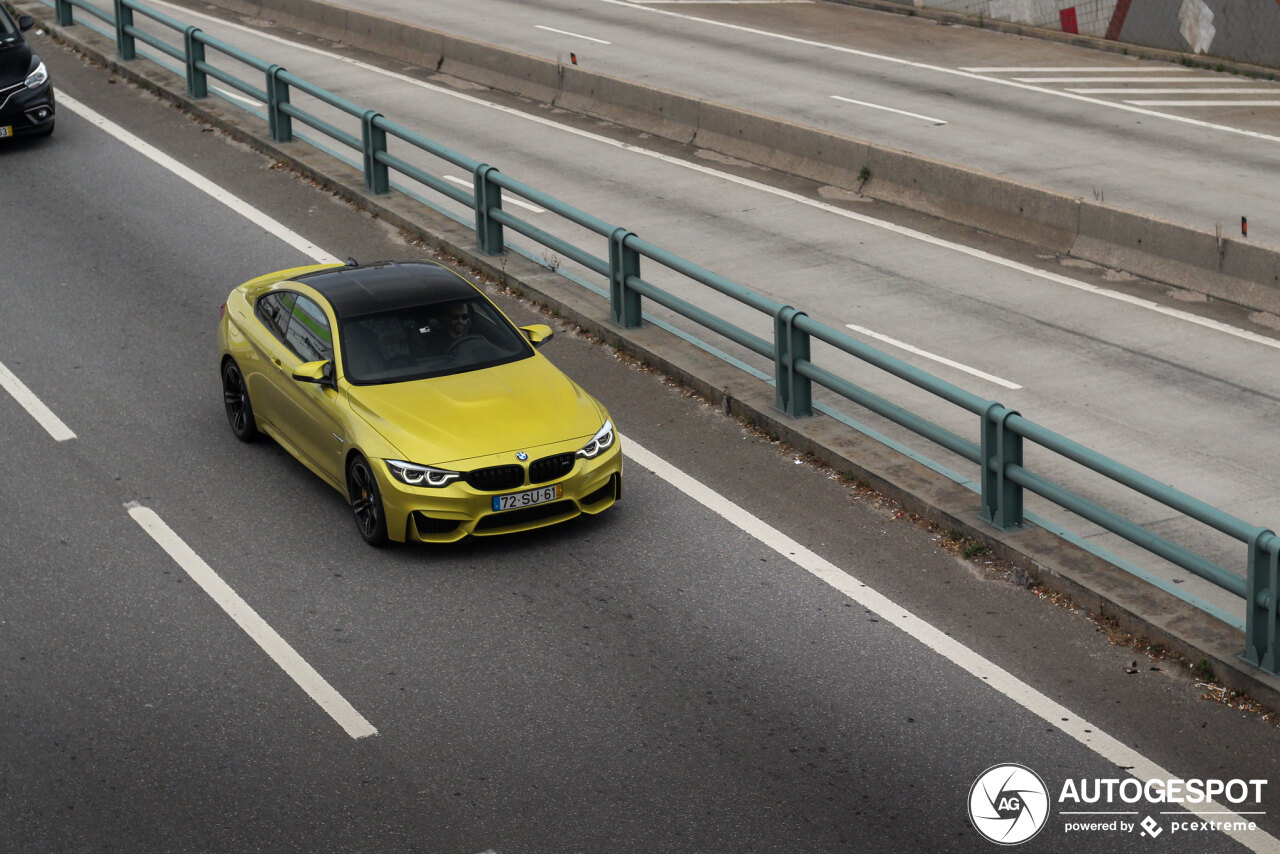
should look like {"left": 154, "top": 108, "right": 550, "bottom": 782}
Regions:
{"left": 576, "top": 420, "right": 615, "bottom": 459}
{"left": 25, "top": 61, "right": 47, "bottom": 90}
{"left": 386, "top": 460, "right": 461, "bottom": 488}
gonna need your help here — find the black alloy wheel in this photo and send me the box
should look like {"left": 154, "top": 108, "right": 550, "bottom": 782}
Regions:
{"left": 221, "top": 359, "right": 259, "bottom": 441}
{"left": 347, "top": 455, "right": 389, "bottom": 546}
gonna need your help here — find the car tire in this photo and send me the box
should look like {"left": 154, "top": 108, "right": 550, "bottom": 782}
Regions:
{"left": 221, "top": 358, "right": 259, "bottom": 441}
{"left": 347, "top": 455, "right": 389, "bottom": 546}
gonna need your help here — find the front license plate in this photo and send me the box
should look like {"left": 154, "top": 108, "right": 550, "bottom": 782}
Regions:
{"left": 493, "top": 484, "right": 561, "bottom": 512}
{"left": 0, "top": 126, "right": 11, "bottom": 138}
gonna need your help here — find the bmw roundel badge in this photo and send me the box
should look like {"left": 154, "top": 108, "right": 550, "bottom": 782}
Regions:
{"left": 516, "top": 451, "right": 529, "bottom": 461}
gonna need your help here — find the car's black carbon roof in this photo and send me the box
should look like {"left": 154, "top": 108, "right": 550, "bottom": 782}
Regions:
{"left": 295, "top": 261, "right": 476, "bottom": 319}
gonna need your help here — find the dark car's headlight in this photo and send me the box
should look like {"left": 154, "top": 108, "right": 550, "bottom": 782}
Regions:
{"left": 386, "top": 460, "right": 461, "bottom": 488}
{"left": 576, "top": 420, "right": 615, "bottom": 460}
{"left": 25, "top": 61, "right": 47, "bottom": 90}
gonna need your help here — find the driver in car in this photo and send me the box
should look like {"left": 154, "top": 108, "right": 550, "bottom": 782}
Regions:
{"left": 445, "top": 303, "right": 471, "bottom": 341}
{"left": 423, "top": 300, "right": 499, "bottom": 362}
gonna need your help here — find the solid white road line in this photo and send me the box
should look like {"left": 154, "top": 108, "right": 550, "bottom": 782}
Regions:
{"left": 1013, "top": 76, "right": 1232, "bottom": 83}
{"left": 63, "top": 88, "right": 368, "bottom": 738}
{"left": 1127, "top": 100, "right": 1280, "bottom": 107}
{"left": 57, "top": 92, "right": 337, "bottom": 266}
{"left": 844, "top": 323, "right": 1021, "bottom": 389}
{"left": 962, "top": 67, "right": 1193, "bottom": 73}
{"left": 1069, "top": 88, "right": 1274, "bottom": 95}
{"left": 127, "top": 504, "right": 378, "bottom": 740}
{"left": 0, "top": 360, "right": 76, "bottom": 441}
{"left": 830, "top": 95, "right": 947, "bottom": 125}
{"left": 621, "top": 436, "right": 1277, "bottom": 853}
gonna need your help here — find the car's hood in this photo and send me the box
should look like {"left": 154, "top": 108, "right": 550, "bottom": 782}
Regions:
{"left": 346, "top": 355, "right": 605, "bottom": 466}
{"left": 0, "top": 42, "right": 32, "bottom": 87}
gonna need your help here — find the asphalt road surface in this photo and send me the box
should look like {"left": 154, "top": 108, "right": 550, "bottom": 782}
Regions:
{"left": 3, "top": 26, "right": 1280, "bottom": 854}
{"left": 28, "top": 0, "right": 1280, "bottom": 628}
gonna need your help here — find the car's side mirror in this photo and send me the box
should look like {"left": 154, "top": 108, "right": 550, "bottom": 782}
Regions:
{"left": 521, "top": 324, "right": 554, "bottom": 347}
{"left": 18, "top": 15, "right": 34, "bottom": 32}
{"left": 292, "top": 359, "right": 335, "bottom": 388}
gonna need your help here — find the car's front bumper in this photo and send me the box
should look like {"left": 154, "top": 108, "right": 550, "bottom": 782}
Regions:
{"left": 375, "top": 441, "right": 624, "bottom": 543}
{"left": 0, "top": 77, "right": 54, "bottom": 138}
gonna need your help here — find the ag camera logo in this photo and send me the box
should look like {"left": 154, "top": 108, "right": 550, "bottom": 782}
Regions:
{"left": 969, "top": 764, "right": 1051, "bottom": 845}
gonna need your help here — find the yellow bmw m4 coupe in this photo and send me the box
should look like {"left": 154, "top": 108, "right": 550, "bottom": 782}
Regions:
{"left": 218, "top": 259, "right": 622, "bottom": 545}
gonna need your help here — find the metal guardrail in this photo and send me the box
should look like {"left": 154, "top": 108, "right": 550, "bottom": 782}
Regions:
{"left": 48, "top": 0, "right": 1280, "bottom": 674}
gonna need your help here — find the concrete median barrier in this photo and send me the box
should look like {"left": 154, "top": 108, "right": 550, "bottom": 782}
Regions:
{"left": 558, "top": 65, "right": 701, "bottom": 145}
{"left": 863, "top": 147, "right": 1082, "bottom": 252}
{"left": 1075, "top": 202, "right": 1280, "bottom": 316}
{"left": 693, "top": 100, "right": 868, "bottom": 190}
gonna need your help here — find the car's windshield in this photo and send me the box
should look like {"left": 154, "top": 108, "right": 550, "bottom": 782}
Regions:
{"left": 340, "top": 297, "right": 533, "bottom": 384}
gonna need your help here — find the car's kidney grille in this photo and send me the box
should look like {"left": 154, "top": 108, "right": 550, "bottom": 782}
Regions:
{"left": 465, "top": 465, "right": 525, "bottom": 492}
{"left": 529, "top": 453, "right": 575, "bottom": 484}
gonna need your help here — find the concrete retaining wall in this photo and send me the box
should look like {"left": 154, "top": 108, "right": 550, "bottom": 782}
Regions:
{"left": 857, "top": 0, "right": 1280, "bottom": 70}
{"left": 221, "top": 0, "right": 1280, "bottom": 316}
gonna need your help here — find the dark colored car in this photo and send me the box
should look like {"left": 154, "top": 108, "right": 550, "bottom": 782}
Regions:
{"left": 0, "top": 5, "right": 53, "bottom": 138}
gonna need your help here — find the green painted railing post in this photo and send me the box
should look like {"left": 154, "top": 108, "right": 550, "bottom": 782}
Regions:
{"left": 473, "top": 164, "right": 503, "bottom": 255}
{"left": 774, "top": 306, "right": 812, "bottom": 417}
{"left": 55, "top": 0, "right": 73, "bottom": 27}
{"left": 609, "top": 228, "right": 641, "bottom": 328}
{"left": 113, "top": 0, "right": 135, "bottom": 60}
{"left": 184, "top": 28, "right": 207, "bottom": 98}
{"left": 1243, "top": 531, "right": 1279, "bottom": 674}
{"left": 361, "top": 111, "right": 388, "bottom": 194}
{"left": 981, "top": 402, "right": 1023, "bottom": 530}
{"left": 266, "top": 65, "right": 291, "bottom": 142}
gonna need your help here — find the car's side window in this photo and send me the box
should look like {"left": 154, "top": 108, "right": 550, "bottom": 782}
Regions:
{"left": 282, "top": 294, "right": 333, "bottom": 363}
{"left": 255, "top": 292, "right": 296, "bottom": 341}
